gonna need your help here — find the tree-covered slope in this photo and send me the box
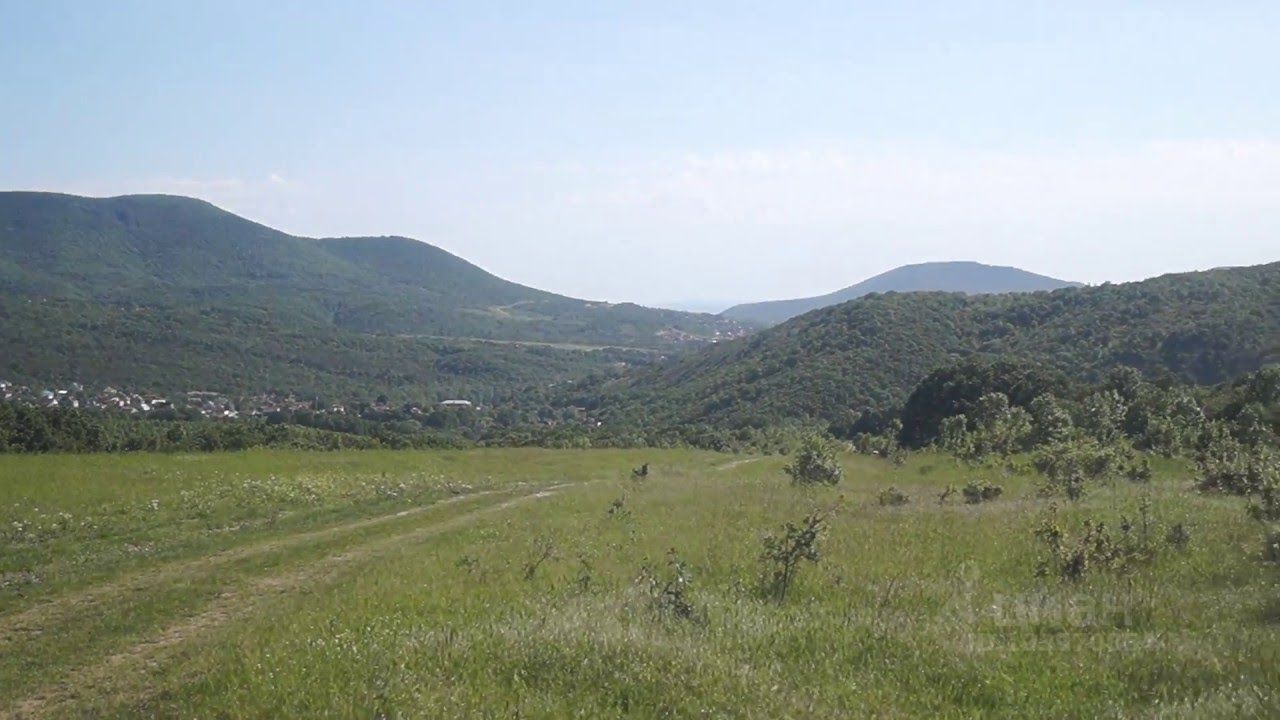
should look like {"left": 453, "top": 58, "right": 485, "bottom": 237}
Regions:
{"left": 591, "top": 263, "right": 1280, "bottom": 428}
{"left": 0, "top": 192, "right": 757, "bottom": 397}
{"left": 0, "top": 192, "right": 744, "bottom": 346}
{"left": 0, "top": 192, "right": 749, "bottom": 400}
{"left": 721, "top": 261, "right": 1077, "bottom": 325}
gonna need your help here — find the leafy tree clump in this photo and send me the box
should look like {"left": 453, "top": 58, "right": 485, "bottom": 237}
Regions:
{"left": 1028, "top": 394, "right": 1074, "bottom": 446}
{"left": 937, "top": 391, "right": 1034, "bottom": 462}
{"left": 1079, "top": 390, "right": 1128, "bottom": 444}
{"left": 784, "top": 434, "right": 844, "bottom": 486}
{"left": 852, "top": 418, "right": 904, "bottom": 460}
{"left": 899, "top": 361, "right": 1069, "bottom": 448}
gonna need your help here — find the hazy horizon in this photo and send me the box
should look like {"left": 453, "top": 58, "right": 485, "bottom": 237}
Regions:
{"left": 4, "top": 2, "right": 1278, "bottom": 307}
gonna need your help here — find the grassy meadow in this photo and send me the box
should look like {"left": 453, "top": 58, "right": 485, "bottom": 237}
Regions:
{"left": 1, "top": 448, "right": 1277, "bottom": 718}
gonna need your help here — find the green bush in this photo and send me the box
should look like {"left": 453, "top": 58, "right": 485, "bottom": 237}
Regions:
{"left": 635, "top": 549, "right": 700, "bottom": 621}
{"left": 962, "top": 481, "right": 1003, "bottom": 504}
{"left": 784, "top": 434, "right": 843, "bottom": 486}
{"left": 878, "top": 487, "right": 910, "bottom": 506}
{"left": 758, "top": 505, "right": 837, "bottom": 603}
{"left": 1034, "top": 499, "right": 1187, "bottom": 581}
{"left": 1034, "top": 438, "right": 1132, "bottom": 500}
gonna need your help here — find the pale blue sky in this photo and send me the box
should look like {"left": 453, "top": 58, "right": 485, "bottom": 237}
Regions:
{"left": 3, "top": 1, "right": 1278, "bottom": 308}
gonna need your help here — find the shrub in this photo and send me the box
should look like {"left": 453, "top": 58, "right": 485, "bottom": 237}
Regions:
{"left": 878, "top": 487, "right": 910, "bottom": 506}
{"left": 1034, "top": 439, "right": 1131, "bottom": 500}
{"left": 1264, "top": 529, "right": 1280, "bottom": 564}
{"left": 1125, "top": 458, "right": 1153, "bottom": 484}
{"left": 1034, "top": 499, "right": 1184, "bottom": 581}
{"left": 1246, "top": 480, "right": 1280, "bottom": 522}
{"left": 759, "top": 503, "right": 838, "bottom": 603}
{"left": 784, "top": 434, "right": 843, "bottom": 486}
{"left": 606, "top": 495, "right": 630, "bottom": 519}
{"left": 522, "top": 538, "right": 557, "bottom": 581}
{"left": 962, "top": 480, "right": 1003, "bottom": 504}
{"left": 636, "top": 549, "right": 699, "bottom": 621}
{"left": 1197, "top": 441, "right": 1277, "bottom": 496}
{"left": 937, "top": 485, "right": 956, "bottom": 504}
{"left": 1165, "top": 522, "right": 1192, "bottom": 549}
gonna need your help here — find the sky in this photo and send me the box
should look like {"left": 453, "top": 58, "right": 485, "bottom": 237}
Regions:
{"left": 2, "top": 1, "right": 1278, "bottom": 310}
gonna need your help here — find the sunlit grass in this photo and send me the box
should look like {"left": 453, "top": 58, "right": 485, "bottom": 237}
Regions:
{"left": 2, "top": 450, "right": 1277, "bottom": 718}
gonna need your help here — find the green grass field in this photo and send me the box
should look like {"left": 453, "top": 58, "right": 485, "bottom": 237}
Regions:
{"left": 1, "top": 449, "right": 1277, "bottom": 718}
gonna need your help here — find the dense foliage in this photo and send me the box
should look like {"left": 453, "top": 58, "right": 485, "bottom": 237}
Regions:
{"left": 586, "top": 262, "right": 1279, "bottom": 432}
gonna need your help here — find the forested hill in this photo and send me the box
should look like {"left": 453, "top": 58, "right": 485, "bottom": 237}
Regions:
{"left": 0, "top": 192, "right": 743, "bottom": 345}
{"left": 588, "top": 262, "right": 1280, "bottom": 429}
{"left": 0, "top": 192, "right": 745, "bottom": 401}
{"left": 721, "top": 261, "right": 1077, "bottom": 325}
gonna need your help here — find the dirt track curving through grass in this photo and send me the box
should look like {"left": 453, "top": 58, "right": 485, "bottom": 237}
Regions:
{"left": 3, "top": 483, "right": 572, "bottom": 719}
{"left": 0, "top": 488, "right": 511, "bottom": 650}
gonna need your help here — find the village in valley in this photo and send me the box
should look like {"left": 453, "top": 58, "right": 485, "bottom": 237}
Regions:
{"left": 0, "top": 380, "right": 476, "bottom": 421}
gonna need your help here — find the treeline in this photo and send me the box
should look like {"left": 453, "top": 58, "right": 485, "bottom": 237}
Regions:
{"left": 825, "top": 362, "right": 1279, "bottom": 504}
{"left": 0, "top": 404, "right": 471, "bottom": 454}
{"left": 884, "top": 361, "right": 1278, "bottom": 455}
{"left": 0, "top": 401, "right": 801, "bottom": 455}
{"left": 3, "top": 363, "right": 1275, "bottom": 458}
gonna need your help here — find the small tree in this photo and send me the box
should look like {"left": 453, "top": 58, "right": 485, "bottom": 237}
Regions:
{"left": 758, "top": 503, "right": 839, "bottom": 603}
{"left": 1079, "top": 390, "right": 1127, "bottom": 443}
{"left": 784, "top": 434, "right": 843, "bottom": 486}
{"left": 1028, "top": 394, "right": 1074, "bottom": 446}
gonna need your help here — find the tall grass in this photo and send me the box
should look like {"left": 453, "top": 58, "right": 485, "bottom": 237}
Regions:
{"left": 3, "top": 450, "right": 1277, "bottom": 718}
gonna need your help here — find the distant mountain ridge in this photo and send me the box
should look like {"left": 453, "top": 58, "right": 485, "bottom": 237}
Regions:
{"left": 721, "top": 261, "right": 1079, "bottom": 325}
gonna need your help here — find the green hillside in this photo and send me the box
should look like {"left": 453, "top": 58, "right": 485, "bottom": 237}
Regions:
{"left": 0, "top": 192, "right": 744, "bottom": 344}
{"left": 0, "top": 192, "right": 744, "bottom": 399}
{"left": 588, "top": 262, "right": 1280, "bottom": 429}
{"left": 722, "top": 261, "right": 1078, "bottom": 325}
